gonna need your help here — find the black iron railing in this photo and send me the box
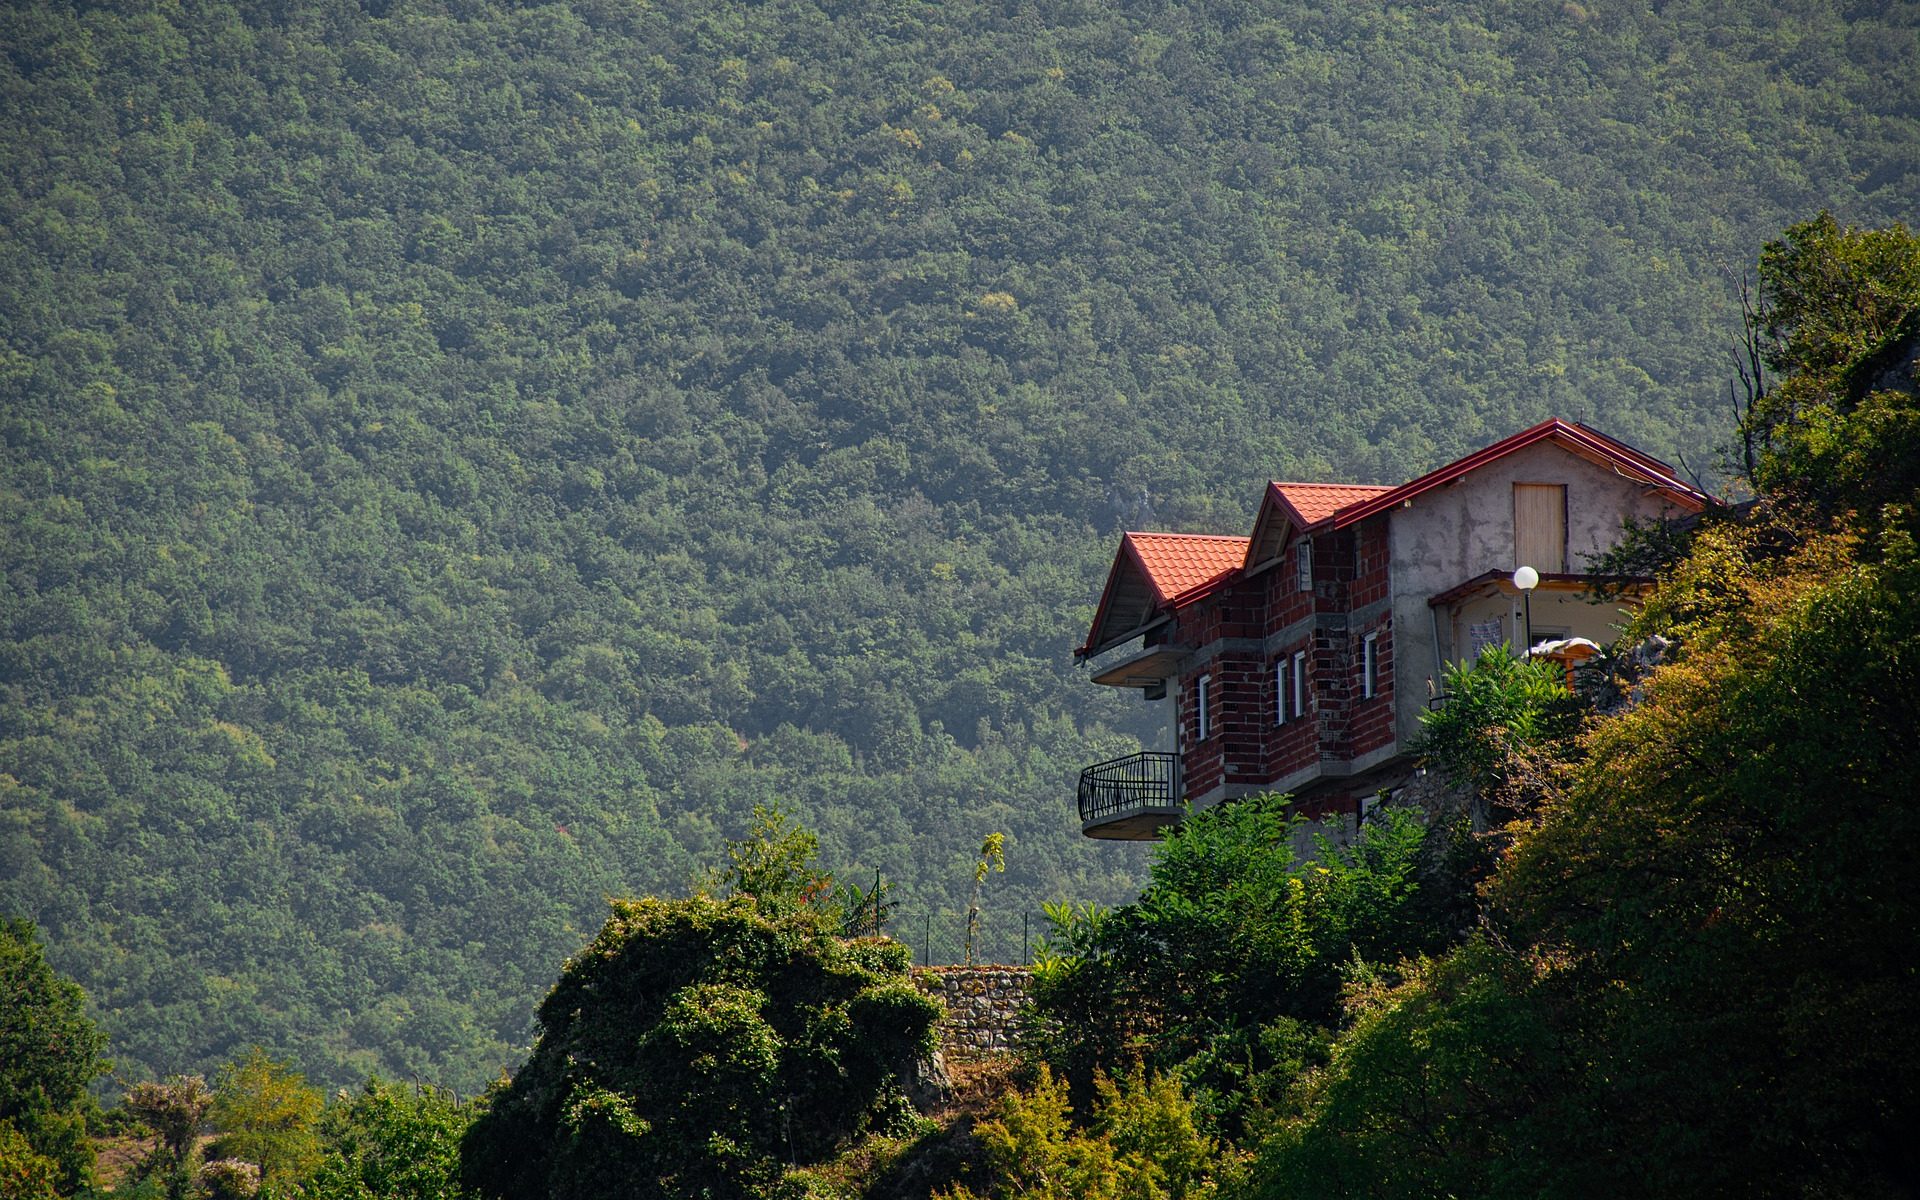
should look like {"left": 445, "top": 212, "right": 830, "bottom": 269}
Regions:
{"left": 1077, "top": 752, "right": 1182, "bottom": 825}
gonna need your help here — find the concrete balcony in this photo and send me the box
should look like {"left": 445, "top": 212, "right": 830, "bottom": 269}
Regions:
{"left": 1077, "top": 751, "right": 1184, "bottom": 840}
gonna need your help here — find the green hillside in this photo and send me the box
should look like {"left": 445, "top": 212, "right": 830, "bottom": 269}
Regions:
{"left": 1, "top": 0, "right": 1914, "bottom": 1089}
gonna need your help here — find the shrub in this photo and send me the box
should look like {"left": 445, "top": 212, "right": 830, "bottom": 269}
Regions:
{"left": 460, "top": 892, "right": 939, "bottom": 1200}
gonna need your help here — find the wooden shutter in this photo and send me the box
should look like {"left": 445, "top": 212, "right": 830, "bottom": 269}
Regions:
{"left": 1513, "top": 484, "right": 1567, "bottom": 573}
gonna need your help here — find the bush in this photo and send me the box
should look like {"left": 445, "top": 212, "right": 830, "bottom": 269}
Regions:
{"left": 944, "top": 1065, "right": 1228, "bottom": 1200}
{"left": 460, "top": 893, "right": 939, "bottom": 1199}
{"left": 1025, "top": 798, "right": 1463, "bottom": 1136}
{"left": 306, "top": 1079, "right": 476, "bottom": 1200}
{"left": 1413, "top": 645, "right": 1582, "bottom": 806}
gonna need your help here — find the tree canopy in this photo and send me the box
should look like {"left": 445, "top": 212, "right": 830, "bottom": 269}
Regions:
{"left": 1, "top": 0, "right": 1915, "bottom": 1091}
{"left": 0, "top": 917, "right": 107, "bottom": 1196}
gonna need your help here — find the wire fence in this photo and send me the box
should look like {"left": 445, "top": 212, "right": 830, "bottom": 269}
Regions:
{"left": 831, "top": 872, "right": 1050, "bottom": 966}
{"left": 900, "top": 909, "right": 1046, "bottom": 967}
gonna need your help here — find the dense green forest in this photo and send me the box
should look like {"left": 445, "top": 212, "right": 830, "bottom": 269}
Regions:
{"left": 2, "top": 0, "right": 1916, "bottom": 1092}
{"left": 5, "top": 210, "right": 1920, "bottom": 1198}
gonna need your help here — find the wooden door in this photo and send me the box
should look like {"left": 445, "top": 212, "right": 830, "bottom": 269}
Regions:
{"left": 1513, "top": 484, "right": 1567, "bottom": 573}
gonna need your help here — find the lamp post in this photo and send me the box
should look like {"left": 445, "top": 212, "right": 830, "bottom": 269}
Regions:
{"left": 1512, "top": 565, "right": 1539, "bottom": 657}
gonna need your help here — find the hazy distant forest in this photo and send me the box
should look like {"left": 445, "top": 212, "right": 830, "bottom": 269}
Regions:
{"left": 2, "top": 0, "right": 1915, "bottom": 1091}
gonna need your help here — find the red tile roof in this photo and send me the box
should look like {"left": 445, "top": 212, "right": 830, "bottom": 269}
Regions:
{"left": 1127, "top": 532, "right": 1251, "bottom": 604}
{"left": 1329, "top": 418, "right": 1709, "bottom": 528}
{"left": 1076, "top": 532, "right": 1251, "bottom": 658}
{"left": 1079, "top": 418, "right": 1713, "bottom": 660}
{"left": 1269, "top": 483, "right": 1394, "bottom": 527}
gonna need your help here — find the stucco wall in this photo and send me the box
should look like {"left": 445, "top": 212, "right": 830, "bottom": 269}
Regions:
{"left": 1387, "top": 440, "right": 1688, "bottom": 745}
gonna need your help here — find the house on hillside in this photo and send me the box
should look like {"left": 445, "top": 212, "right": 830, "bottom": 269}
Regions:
{"left": 1072, "top": 419, "right": 1711, "bottom": 840}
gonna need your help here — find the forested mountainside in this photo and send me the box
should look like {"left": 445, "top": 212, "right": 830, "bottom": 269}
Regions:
{"left": 1, "top": 0, "right": 1914, "bottom": 1090}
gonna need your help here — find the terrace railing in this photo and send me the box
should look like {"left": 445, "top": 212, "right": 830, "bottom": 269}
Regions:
{"left": 1076, "top": 751, "right": 1182, "bottom": 826}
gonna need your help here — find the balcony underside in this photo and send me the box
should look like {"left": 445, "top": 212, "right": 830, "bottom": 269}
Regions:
{"left": 1082, "top": 804, "right": 1184, "bottom": 840}
{"left": 1087, "top": 645, "right": 1185, "bottom": 688}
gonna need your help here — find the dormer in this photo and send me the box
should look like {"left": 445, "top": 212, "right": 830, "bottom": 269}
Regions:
{"left": 1077, "top": 532, "right": 1248, "bottom": 687}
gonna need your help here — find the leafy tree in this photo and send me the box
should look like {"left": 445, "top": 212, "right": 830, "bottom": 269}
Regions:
{"left": 208, "top": 1050, "right": 323, "bottom": 1194}
{"left": 0, "top": 918, "right": 106, "bottom": 1196}
{"left": 306, "top": 1080, "right": 475, "bottom": 1200}
{"left": 711, "top": 803, "right": 834, "bottom": 913}
{"left": 461, "top": 817, "right": 940, "bottom": 1199}
{"left": 123, "top": 1075, "right": 213, "bottom": 1197}
{"left": 1411, "top": 645, "right": 1582, "bottom": 810}
{"left": 964, "top": 832, "right": 1006, "bottom": 965}
{"left": 1747, "top": 213, "right": 1920, "bottom": 517}
{"left": 1027, "top": 799, "right": 1461, "bottom": 1135}
{"left": 0, "top": 1119, "right": 61, "bottom": 1200}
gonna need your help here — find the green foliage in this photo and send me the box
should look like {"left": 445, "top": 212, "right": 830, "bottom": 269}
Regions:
{"left": 0, "top": 1119, "right": 62, "bottom": 1200}
{"left": 0, "top": 0, "right": 1913, "bottom": 1091}
{"left": 713, "top": 804, "right": 835, "bottom": 914}
{"left": 831, "top": 874, "right": 896, "bottom": 940}
{"left": 1247, "top": 220, "right": 1920, "bottom": 1199}
{"left": 1581, "top": 512, "right": 1703, "bottom": 593}
{"left": 1026, "top": 799, "right": 1462, "bottom": 1135}
{"left": 306, "top": 1080, "right": 476, "bottom": 1200}
{"left": 1748, "top": 213, "right": 1920, "bottom": 517}
{"left": 196, "top": 1159, "right": 261, "bottom": 1200}
{"left": 1245, "top": 939, "right": 1552, "bottom": 1199}
{"left": 459, "top": 892, "right": 939, "bottom": 1200}
{"left": 946, "top": 1065, "right": 1227, "bottom": 1200}
{"left": 207, "top": 1050, "right": 323, "bottom": 1193}
{"left": 122, "top": 1076, "right": 212, "bottom": 1180}
{"left": 1412, "top": 645, "right": 1582, "bottom": 802}
{"left": 964, "top": 832, "right": 1007, "bottom": 965}
{"left": 0, "top": 918, "right": 106, "bottom": 1196}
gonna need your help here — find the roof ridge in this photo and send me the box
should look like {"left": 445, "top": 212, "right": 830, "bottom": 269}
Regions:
{"left": 1269, "top": 481, "right": 1391, "bottom": 490}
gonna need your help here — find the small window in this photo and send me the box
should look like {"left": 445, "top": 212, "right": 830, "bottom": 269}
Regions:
{"left": 1274, "top": 658, "right": 1288, "bottom": 725}
{"left": 1291, "top": 651, "right": 1306, "bottom": 719}
{"left": 1196, "top": 674, "right": 1212, "bottom": 741}
{"left": 1362, "top": 632, "right": 1378, "bottom": 700}
{"left": 1295, "top": 541, "right": 1313, "bottom": 592}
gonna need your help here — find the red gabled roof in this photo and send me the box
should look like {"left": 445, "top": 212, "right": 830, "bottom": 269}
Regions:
{"left": 1272, "top": 483, "right": 1393, "bottom": 528}
{"left": 1328, "top": 418, "right": 1709, "bottom": 529}
{"left": 1244, "top": 483, "right": 1392, "bottom": 569}
{"left": 1079, "top": 419, "right": 1711, "bottom": 660}
{"left": 1078, "top": 532, "right": 1250, "bottom": 658}
{"left": 1128, "top": 532, "right": 1251, "bottom": 602}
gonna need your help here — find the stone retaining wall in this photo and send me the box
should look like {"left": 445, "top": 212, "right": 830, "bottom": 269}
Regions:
{"left": 912, "top": 965, "right": 1031, "bottom": 1060}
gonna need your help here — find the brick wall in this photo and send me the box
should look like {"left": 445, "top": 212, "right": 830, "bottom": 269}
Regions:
{"left": 1171, "top": 521, "right": 1401, "bottom": 809}
{"left": 1348, "top": 617, "right": 1395, "bottom": 757}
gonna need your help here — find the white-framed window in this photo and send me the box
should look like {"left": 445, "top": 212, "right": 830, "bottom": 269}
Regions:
{"left": 1291, "top": 650, "right": 1306, "bottom": 719}
{"left": 1196, "top": 674, "right": 1212, "bottom": 741}
{"left": 1295, "top": 540, "right": 1313, "bottom": 592}
{"left": 1362, "top": 631, "right": 1378, "bottom": 699}
{"left": 1274, "top": 658, "right": 1288, "bottom": 725}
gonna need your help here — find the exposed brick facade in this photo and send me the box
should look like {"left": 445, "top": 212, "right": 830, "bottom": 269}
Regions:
{"left": 1077, "top": 421, "right": 1712, "bottom": 840}
{"left": 1163, "top": 515, "right": 1397, "bottom": 821}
